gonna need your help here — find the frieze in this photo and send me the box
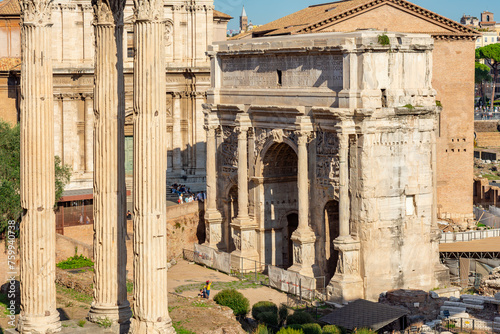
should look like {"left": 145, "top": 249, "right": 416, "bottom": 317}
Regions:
{"left": 221, "top": 54, "right": 343, "bottom": 90}
{"left": 316, "top": 131, "right": 340, "bottom": 188}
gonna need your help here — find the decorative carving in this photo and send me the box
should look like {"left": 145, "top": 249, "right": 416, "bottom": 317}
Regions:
{"left": 92, "top": 0, "right": 125, "bottom": 25}
{"left": 221, "top": 126, "right": 238, "bottom": 173}
{"left": 254, "top": 128, "right": 298, "bottom": 159}
{"left": 133, "top": 0, "right": 163, "bottom": 22}
{"left": 20, "top": 0, "right": 52, "bottom": 25}
{"left": 242, "top": 232, "right": 253, "bottom": 250}
{"left": 165, "top": 18, "right": 173, "bottom": 47}
{"left": 316, "top": 131, "right": 340, "bottom": 187}
{"left": 293, "top": 244, "right": 302, "bottom": 264}
{"left": 233, "top": 230, "right": 241, "bottom": 251}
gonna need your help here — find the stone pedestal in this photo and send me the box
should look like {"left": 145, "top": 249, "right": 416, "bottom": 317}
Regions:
{"left": 231, "top": 219, "right": 260, "bottom": 270}
{"left": 328, "top": 237, "right": 364, "bottom": 303}
{"left": 205, "top": 210, "right": 224, "bottom": 249}
{"left": 18, "top": 1, "right": 61, "bottom": 332}
{"left": 289, "top": 228, "right": 317, "bottom": 279}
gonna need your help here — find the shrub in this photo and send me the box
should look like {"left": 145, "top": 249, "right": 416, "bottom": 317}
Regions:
{"left": 322, "top": 325, "right": 341, "bottom": 334}
{"left": 277, "top": 327, "right": 304, "bottom": 334}
{"left": 377, "top": 34, "right": 390, "bottom": 46}
{"left": 253, "top": 301, "right": 278, "bottom": 319}
{"left": 302, "top": 323, "right": 322, "bottom": 334}
{"left": 257, "top": 311, "right": 278, "bottom": 327}
{"left": 254, "top": 324, "right": 270, "bottom": 334}
{"left": 213, "top": 289, "right": 249, "bottom": 316}
{"left": 354, "top": 328, "right": 377, "bottom": 334}
{"left": 56, "top": 255, "right": 94, "bottom": 269}
{"left": 279, "top": 304, "right": 289, "bottom": 325}
{"left": 287, "top": 311, "right": 314, "bottom": 325}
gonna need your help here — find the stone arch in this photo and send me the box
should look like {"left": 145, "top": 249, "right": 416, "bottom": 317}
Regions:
{"left": 255, "top": 135, "right": 298, "bottom": 178}
{"left": 324, "top": 200, "right": 340, "bottom": 282}
{"left": 259, "top": 141, "right": 299, "bottom": 267}
{"left": 278, "top": 209, "right": 299, "bottom": 269}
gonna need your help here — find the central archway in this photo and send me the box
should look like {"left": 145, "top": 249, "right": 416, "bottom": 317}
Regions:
{"left": 261, "top": 142, "right": 298, "bottom": 267}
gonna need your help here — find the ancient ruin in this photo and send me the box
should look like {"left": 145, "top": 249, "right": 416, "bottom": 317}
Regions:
{"left": 18, "top": 0, "right": 174, "bottom": 332}
{"left": 204, "top": 31, "right": 449, "bottom": 302}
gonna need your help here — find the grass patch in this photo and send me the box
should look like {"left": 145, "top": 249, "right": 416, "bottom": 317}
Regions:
{"left": 479, "top": 173, "right": 500, "bottom": 180}
{"left": 174, "top": 280, "right": 261, "bottom": 294}
{"left": 191, "top": 300, "right": 210, "bottom": 308}
{"left": 126, "top": 280, "right": 133, "bottom": 294}
{"left": 78, "top": 319, "right": 86, "bottom": 327}
{"left": 0, "top": 291, "right": 19, "bottom": 316}
{"left": 173, "top": 320, "right": 195, "bottom": 334}
{"left": 56, "top": 284, "right": 93, "bottom": 304}
{"left": 403, "top": 104, "right": 415, "bottom": 110}
{"left": 56, "top": 255, "right": 94, "bottom": 270}
{"left": 378, "top": 34, "right": 390, "bottom": 46}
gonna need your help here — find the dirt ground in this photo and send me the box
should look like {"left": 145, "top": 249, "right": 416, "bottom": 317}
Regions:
{"left": 0, "top": 259, "right": 290, "bottom": 333}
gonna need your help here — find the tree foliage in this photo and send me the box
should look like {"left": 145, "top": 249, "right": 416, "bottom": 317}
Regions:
{"left": 0, "top": 120, "right": 72, "bottom": 235}
{"left": 476, "top": 43, "right": 500, "bottom": 111}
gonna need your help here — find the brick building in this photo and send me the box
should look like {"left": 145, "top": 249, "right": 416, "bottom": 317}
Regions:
{"left": 232, "top": 0, "right": 479, "bottom": 223}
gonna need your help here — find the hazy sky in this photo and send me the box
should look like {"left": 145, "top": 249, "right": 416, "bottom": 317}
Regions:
{"left": 216, "top": 0, "right": 500, "bottom": 33}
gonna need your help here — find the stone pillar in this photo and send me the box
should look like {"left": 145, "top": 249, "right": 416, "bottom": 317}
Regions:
{"left": 83, "top": 93, "right": 93, "bottom": 173}
{"left": 172, "top": 92, "right": 182, "bottom": 173}
{"left": 231, "top": 113, "right": 259, "bottom": 267}
{"left": 195, "top": 92, "right": 206, "bottom": 175}
{"left": 204, "top": 112, "right": 224, "bottom": 249}
{"left": 129, "top": 0, "right": 174, "bottom": 332}
{"left": 288, "top": 118, "right": 316, "bottom": 278}
{"left": 18, "top": 0, "right": 61, "bottom": 331}
{"left": 328, "top": 132, "right": 364, "bottom": 303}
{"left": 88, "top": 0, "right": 131, "bottom": 327}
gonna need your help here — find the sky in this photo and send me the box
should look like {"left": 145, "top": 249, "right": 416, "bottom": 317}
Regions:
{"left": 216, "top": 0, "right": 500, "bottom": 33}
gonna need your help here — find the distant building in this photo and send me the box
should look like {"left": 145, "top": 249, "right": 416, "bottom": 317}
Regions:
{"left": 480, "top": 11, "right": 496, "bottom": 29}
{"left": 460, "top": 14, "right": 479, "bottom": 27}
{"left": 476, "top": 31, "right": 499, "bottom": 48}
{"left": 240, "top": 5, "right": 248, "bottom": 33}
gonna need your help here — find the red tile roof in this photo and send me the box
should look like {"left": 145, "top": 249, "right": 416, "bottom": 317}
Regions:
{"left": 0, "top": 0, "right": 21, "bottom": 16}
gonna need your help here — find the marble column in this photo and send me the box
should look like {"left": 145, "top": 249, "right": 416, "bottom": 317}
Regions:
{"left": 231, "top": 113, "right": 259, "bottom": 268}
{"left": 204, "top": 112, "right": 224, "bottom": 249}
{"left": 130, "top": 0, "right": 174, "bottom": 332}
{"left": 18, "top": 0, "right": 61, "bottom": 331}
{"left": 83, "top": 93, "right": 93, "bottom": 173}
{"left": 289, "top": 118, "right": 316, "bottom": 278}
{"left": 172, "top": 92, "right": 182, "bottom": 173}
{"left": 328, "top": 132, "right": 364, "bottom": 303}
{"left": 88, "top": 0, "right": 131, "bottom": 327}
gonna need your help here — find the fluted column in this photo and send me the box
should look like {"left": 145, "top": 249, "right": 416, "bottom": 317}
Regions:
{"left": 328, "top": 131, "right": 364, "bottom": 303}
{"left": 338, "top": 133, "right": 350, "bottom": 238}
{"left": 83, "top": 93, "right": 94, "bottom": 173}
{"left": 204, "top": 112, "right": 223, "bottom": 249}
{"left": 172, "top": 92, "right": 182, "bottom": 173}
{"left": 88, "top": 0, "right": 131, "bottom": 327}
{"left": 18, "top": 0, "right": 61, "bottom": 332}
{"left": 289, "top": 118, "right": 316, "bottom": 278}
{"left": 231, "top": 113, "right": 258, "bottom": 268}
{"left": 130, "top": 0, "right": 174, "bottom": 332}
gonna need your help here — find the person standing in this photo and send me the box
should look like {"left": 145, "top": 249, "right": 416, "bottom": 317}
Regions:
{"left": 204, "top": 280, "right": 212, "bottom": 299}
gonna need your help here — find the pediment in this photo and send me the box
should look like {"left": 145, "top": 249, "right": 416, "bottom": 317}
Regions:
{"left": 298, "top": 0, "right": 478, "bottom": 37}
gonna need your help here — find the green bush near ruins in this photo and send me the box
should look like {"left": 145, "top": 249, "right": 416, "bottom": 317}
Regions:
{"left": 56, "top": 254, "right": 94, "bottom": 269}
{"left": 0, "top": 120, "right": 71, "bottom": 236}
{"left": 322, "top": 325, "right": 341, "bottom": 334}
{"left": 213, "top": 288, "right": 250, "bottom": 316}
{"left": 252, "top": 301, "right": 278, "bottom": 320}
{"left": 277, "top": 327, "right": 304, "bottom": 334}
{"left": 286, "top": 311, "right": 314, "bottom": 325}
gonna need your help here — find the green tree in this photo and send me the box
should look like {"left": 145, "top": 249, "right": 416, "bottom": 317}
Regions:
{"left": 476, "top": 43, "right": 500, "bottom": 112}
{"left": 475, "top": 62, "right": 492, "bottom": 106}
{"left": 0, "top": 120, "right": 71, "bottom": 235}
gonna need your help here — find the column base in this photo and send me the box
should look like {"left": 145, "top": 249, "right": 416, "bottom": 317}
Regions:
{"left": 288, "top": 227, "right": 317, "bottom": 278}
{"left": 205, "top": 210, "right": 225, "bottom": 250}
{"left": 129, "top": 317, "right": 175, "bottom": 334}
{"left": 231, "top": 217, "right": 260, "bottom": 271}
{"left": 88, "top": 301, "right": 132, "bottom": 329}
{"left": 327, "top": 236, "right": 364, "bottom": 303}
{"left": 18, "top": 311, "right": 61, "bottom": 334}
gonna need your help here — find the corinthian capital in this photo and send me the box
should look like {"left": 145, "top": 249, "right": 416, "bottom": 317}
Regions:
{"left": 20, "top": 0, "right": 52, "bottom": 26}
{"left": 133, "top": 0, "right": 163, "bottom": 22}
{"left": 92, "top": 0, "right": 125, "bottom": 25}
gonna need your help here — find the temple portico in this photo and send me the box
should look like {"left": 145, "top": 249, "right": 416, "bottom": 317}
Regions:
{"left": 204, "top": 31, "right": 447, "bottom": 302}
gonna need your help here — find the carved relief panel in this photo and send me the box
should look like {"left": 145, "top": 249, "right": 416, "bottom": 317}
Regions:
{"left": 316, "top": 131, "right": 340, "bottom": 188}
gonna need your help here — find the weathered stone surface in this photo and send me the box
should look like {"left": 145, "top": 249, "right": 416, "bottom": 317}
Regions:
{"left": 206, "top": 31, "right": 442, "bottom": 302}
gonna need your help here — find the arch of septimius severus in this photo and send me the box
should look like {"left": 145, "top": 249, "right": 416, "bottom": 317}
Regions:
{"left": 204, "top": 31, "right": 450, "bottom": 302}
{"left": 19, "top": 0, "right": 180, "bottom": 332}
